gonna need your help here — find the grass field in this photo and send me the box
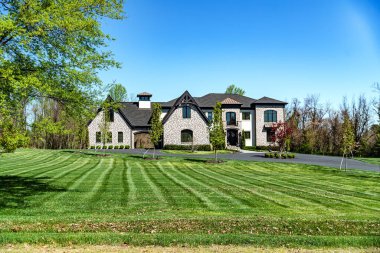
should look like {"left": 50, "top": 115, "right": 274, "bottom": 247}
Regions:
{"left": 0, "top": 149, "right": 379, "bottom": 248}
{"left": 355, "top": 157, "right": 380, "bottom": 166}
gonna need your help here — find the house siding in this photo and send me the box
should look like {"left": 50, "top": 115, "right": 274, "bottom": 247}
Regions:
{"left": 255, "top": 105, "right": 285, "bottom": 146}
{"left": 163, "top": 105, "right": 209, "bottom": 145}
{"left": 88, "top": 111, "right": 132, "bottom": 147}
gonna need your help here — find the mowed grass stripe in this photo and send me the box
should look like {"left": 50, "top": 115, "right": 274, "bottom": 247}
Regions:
{"left": 31, "top": 156, "right": 83, "bottom": 179}
{"left": 233, "top": 162, "right": 380, "bottom": 211}
{"left": 157, "top": 162, "right": 215, "bottom": 209}
{"left": 88, "top": 158, "right": 115, "bottom": 204}
{"left": 136, "top": 162, "right": 168, "bottom": 204}
{"left": 51, "top": 159, "right": 105, "bottom": 202}
{"left": 242, "top": 162, "right": 380, "bottom": 200}
{"left": 173, "top": 162, "right": 249, "bottom": 209}
{"left": 144, "top": 163, "right": 177, "bottom": 207}
{"left": 252, "top": 165, "right": 380, "bottom": 208}
{"left": 217, "top": 164, "right": 337, "bottom": 210}
{"left": 124, "top": 161, "right": 137, "bottom": 206}
{"left": 0, "top": 149, "right": 44, "bottom": 164}
{"left": 182, "top": 163, "right": 258, "bottom": 209}
{"left": 194, "top": 164, "right": 290, "bottom": 208}
{"left": 9, "top": 154, "right": 75, "bottom": 176}
{"left": 0, "top": 152, "right": 58, "bottom": 174}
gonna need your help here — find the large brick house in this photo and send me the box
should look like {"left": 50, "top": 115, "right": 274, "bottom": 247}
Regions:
{"left": 87, "top": 91, "right": 287, "bottom": 149}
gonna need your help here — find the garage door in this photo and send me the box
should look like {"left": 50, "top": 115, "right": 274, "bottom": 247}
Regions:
{"left": 134, "top": 132, "right": 154, "bottom": 149}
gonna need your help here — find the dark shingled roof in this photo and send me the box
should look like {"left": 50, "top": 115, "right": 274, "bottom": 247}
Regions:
{"left": 137, "top": 92, "right": 152, "bottom": 97}
{"left": 119, "top": 102, "right": 152, "bottom": 127}
{"left": 112, "top": 93, "right": 286, "bottom": 128}
{"left": 254, "top": 96, "right": 287, "bottom": 104}
{"left": 160, "top": 93, "right": 257, "bottom": 108}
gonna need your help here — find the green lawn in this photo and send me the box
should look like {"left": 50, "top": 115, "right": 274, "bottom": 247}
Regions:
{"left": 0, "top": 149, "right": 379, "bottom": 248}
{"left": 355, "top": 157, "right": 380, "bottom": 166}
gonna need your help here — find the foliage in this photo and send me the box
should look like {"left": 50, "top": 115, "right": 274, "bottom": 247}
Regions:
{"left": 149, "top": 103, "right": 163, "bottom": 158}
{"left": 163, "top": 144, "right": 212, "bottom": 151}
{"left": 108, "top": 82, "right": 127, "bottom": 102}
{"left": 209, "top": 102, "right": 225, "bottom": 162}
{"left": 240, "top": 130, "right": 246, "bottom": 149}
{"left": 225, "top": 84, "right": 245, "bottom": 95}
{"left": 341, "top": 114, "right": 355, "bottom": 156}
{"left": 265, "top": 152, "right": 295, "bottom": 159}
{"left": 0, "top": 0, "right": 124, "bottom": 151}
{"left": 271, "top": 122, "right": 293, "bottom": 154}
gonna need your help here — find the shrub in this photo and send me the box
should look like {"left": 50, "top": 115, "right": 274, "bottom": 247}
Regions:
{"left": 124, "top": 145, "right": 130, "bottom": 149}
{"left": 114, "top": 145, "right": 119, "bottom": 149}
{"left": 287, "top": 153, "right": 295, "bottom": 159}
{"left": 163, "top": 144, "right": 212, "bottom": 151}
{"left": 108, "top": 145, "right": 113, "bottom": 149}
{"left": 264, "top": 152, "right": 275, "bottom": 158}
{"left": 90, "top": 146, "right": 95, "bottom": 149}
{"left": 244, "top": 146, "right": 257, "bottom": 151}
{"left": 274, "top": 152, "right": 280, "bottom": 158}
{"left": 102, "top": 146, "right": 107, "bottom": 149}
{"left": 119, "top": 145, "right": 124, "bottom": 149}
{"left": 96, "top": 145, "right": 101, "bottom": 149}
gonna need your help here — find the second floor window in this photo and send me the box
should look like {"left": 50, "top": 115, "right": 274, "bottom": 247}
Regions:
{"left": 207, "top": 112, "right": 213, "bottom": 121}
{"left": 242, "top": 112, "right": 250, "bottom": 120}
{"left": 182, "top": 106, "right": 191, "bottom": 118}
{"left": 106, "top": 109, "right": 114, "bottom": 122}
{"left": 264, "top": 110, "right": 277, "bottom": 122}
{"left": 226, "top": 112, "right": 236, "bottom": 125}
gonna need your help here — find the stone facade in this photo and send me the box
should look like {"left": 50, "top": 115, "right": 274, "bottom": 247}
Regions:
{"left": 255, "top": 105, "right": 285, "bottom": 146}
{"left": 88, "top": 111, "right": 132, "bottom": 147}
{"left": 163, "top": 105, "right": 209, "bottom": 145}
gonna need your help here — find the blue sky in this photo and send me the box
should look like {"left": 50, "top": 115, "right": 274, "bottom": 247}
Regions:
{"left": 99, "top": 0, "right": 380, "bottom": 107}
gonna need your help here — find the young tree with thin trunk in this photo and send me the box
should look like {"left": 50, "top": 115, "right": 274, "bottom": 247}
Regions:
{"left": 209, "top": 102, "right": 225, "bottom": 162}
{"left": 340, "top": 114, "right": 355, "bottom": 171}
{"left": 271, "top": 122, "right": 293, "bottom": 155}
{"left": 149, "top": 103, "right": 163, "bottom": 159}
{"left": 108, "top": 82, "right": 128, "bottom": 102}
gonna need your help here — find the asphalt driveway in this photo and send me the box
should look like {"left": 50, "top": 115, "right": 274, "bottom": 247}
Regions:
{"left": 105, "top": 149, "right": 379, "bottom": 172}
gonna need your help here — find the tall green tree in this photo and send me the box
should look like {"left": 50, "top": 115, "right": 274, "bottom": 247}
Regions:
{"left": 108, "top": 82, "right": 127, "bottom": 102}
{"left": 209, "top": 102, "right": 225, "bottom": 162}
{"left": 0, "top": 0, "right": 124, "bottom": 152}
{"left": 149, "top": 103, "right": 163, "bottom": 159}
{"left": 225, "top": 84, "right": 245, "bottom": 96}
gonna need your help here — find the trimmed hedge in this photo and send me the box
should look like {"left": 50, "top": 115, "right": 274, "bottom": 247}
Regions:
{"left": 244, "top": 146, "right": 280, "bottom": 151}
{"left": 102, "top": 146, "right": 107, "bottom": 149}
{"left": 96, "top": 145, "right": 101, "bottom": 149}
{"left": 163, "top": 144, "right": 212, "bottom": 151}
{"left": 124, "top": 145, "right": 130, "bottom": 149}
{"left": 265, "top": 152, "right": 295, "bottom": 159}
{"left": 90, "top": 146, "right": 95, "bottom": 149}
{"left": 108, "top": 145, "right": 113, "bottom": 149}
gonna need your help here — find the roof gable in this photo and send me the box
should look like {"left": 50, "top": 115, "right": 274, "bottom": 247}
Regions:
{"left": 162, "top": 91, "right": 209, "bottom": 124}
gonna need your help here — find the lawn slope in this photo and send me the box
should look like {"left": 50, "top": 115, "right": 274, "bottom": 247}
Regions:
{"left": 0, "top": 149, "right": 379, "bottom": 247}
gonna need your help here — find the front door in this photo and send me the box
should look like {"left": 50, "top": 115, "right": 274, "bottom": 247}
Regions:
{"left": 227, "top": 129, "right": 238, "bottom": 146}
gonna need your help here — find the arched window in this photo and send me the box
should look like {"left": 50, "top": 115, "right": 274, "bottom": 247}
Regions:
{"left": 226, "top": 112, "right": 236, "bottom": 125}
{"left": 264, "top": 110, "right": 277, "bottom": 122}
{"left": 181, "top": 129, "right": 193, "bottom": 143}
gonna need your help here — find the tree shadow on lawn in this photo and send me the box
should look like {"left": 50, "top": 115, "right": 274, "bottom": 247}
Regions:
{"left": 0, "top": 175, "right": 65, "bottom": 208}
